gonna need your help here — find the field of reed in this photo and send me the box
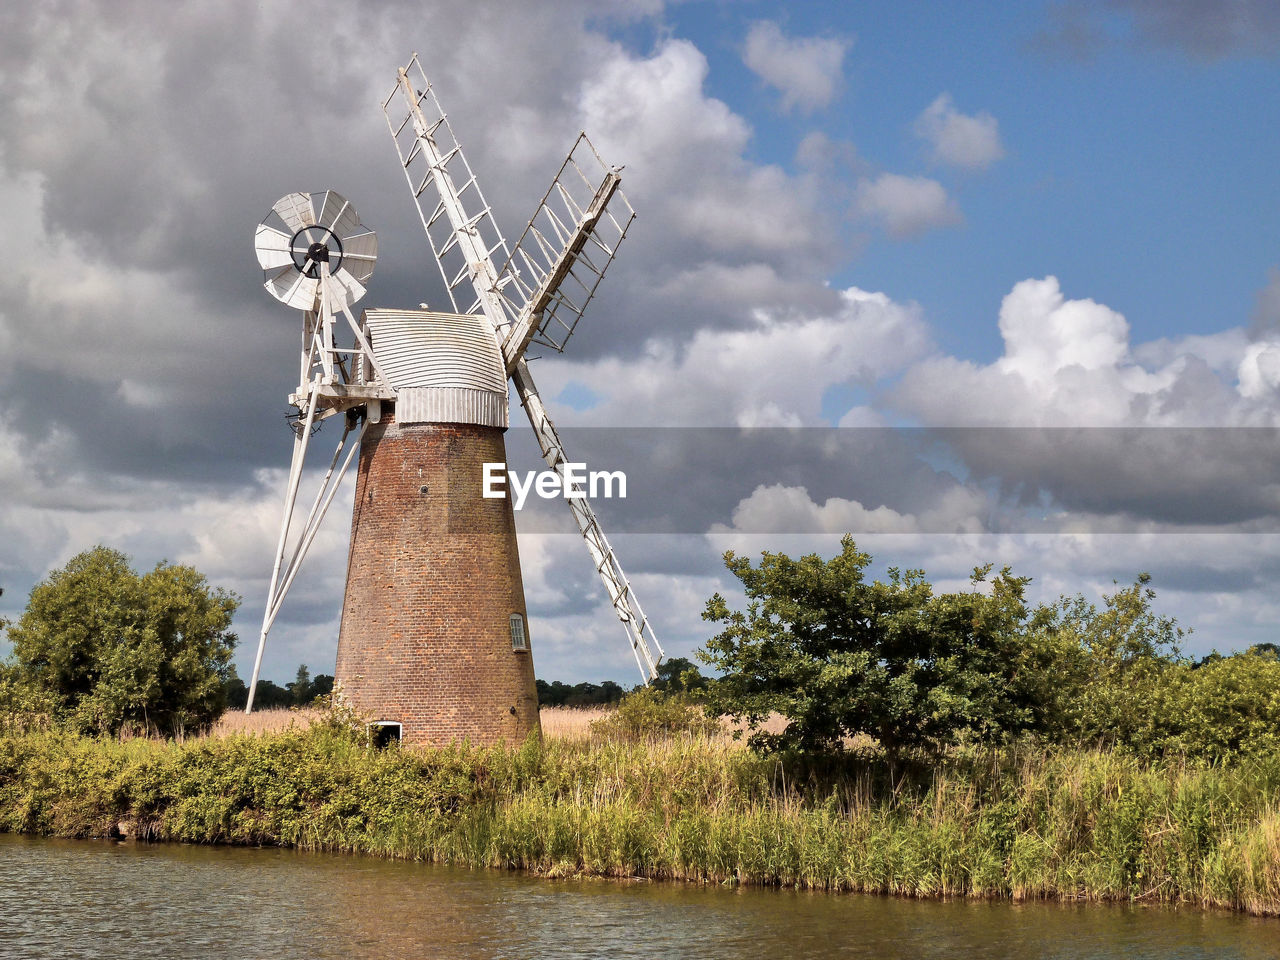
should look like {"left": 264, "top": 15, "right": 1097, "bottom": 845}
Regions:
{"left": 205, "top": 706, "right": 789, "bottom": 743}
{"left": 2, "top": 720, "right": 1280, "bottom": 915}
{"left": 537, "top": 706, "right": 611, "bottom": 740}
{"left": 207, "top": 707, "right": 323, "bottom": 738}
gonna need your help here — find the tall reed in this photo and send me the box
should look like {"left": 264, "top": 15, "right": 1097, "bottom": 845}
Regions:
{"left": 2, "top": 726, "right": 1278, "bottom": 914}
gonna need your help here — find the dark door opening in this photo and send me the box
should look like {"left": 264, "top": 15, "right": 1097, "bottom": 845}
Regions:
{"left": 370, "top": 721, "right": 402, "bottom": 749}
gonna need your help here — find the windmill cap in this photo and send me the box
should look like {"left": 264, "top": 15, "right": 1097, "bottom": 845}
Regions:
{"left": 362, "top": 309, "right": 508, "bottom": 428}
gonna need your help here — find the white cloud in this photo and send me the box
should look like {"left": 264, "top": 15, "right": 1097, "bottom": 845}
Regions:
{"left": 742, "top": 20, "right": 849, "bottom": 112}
{"left": 913, "top": 93, "right": 1005, "bottom": 171}
{"left": 579, "top": 39, "right": 836, "bottom": 279}
{"left": 855, "top": 173, "right": 961, "bottom": 238}
{"left": 997, "top": 276, "right": 1130, "bottom": 382}
{"left": 711, "top": 483, "right": 988, "bottom": 535}
{"left": 891, "top": 275, "right": 1280, "bottom": 427}
{"left": 538, "top": 285, "right": 931, "bottom": 427}
{"left": 1238, "top": 342, "right": 1280, "bottom": 399}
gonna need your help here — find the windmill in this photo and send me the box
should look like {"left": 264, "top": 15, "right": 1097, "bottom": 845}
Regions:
{"left": 246, "top": 54, "right": 663, "bottom": 746}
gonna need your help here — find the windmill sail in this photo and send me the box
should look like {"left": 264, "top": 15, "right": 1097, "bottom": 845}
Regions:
{"left": 382, "top": 57, "right": 514, "bottom": 329}
{"left": 512, "top": 357, "right": 663, "bottom": 679}
{"left": 495, "top": 133, "right": 635, "bottom": 363}
{"left": 385, "top": 55, "right": 664, "bottom": 681}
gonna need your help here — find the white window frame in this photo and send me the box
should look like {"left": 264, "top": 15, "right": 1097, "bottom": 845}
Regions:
{"left": 509, "top": 612, "right": 528, "bottom": 651}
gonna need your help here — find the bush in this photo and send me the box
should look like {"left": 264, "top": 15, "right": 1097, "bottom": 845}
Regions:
{"left": 0, "top": 664, "right": 58, "bottom": 734}
{"left": 1033, "top": 573, "right": 1186, "bottom": 754}
{"left": 590, "top": 688, "right": 720, "bottom": 742}
{"left": 1160, "top": 654, "right": 1280, "bottom": 759}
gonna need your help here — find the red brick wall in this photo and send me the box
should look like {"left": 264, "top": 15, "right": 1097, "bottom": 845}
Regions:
{"left": 334, "top": 411, "right": 541, "bottom": 746}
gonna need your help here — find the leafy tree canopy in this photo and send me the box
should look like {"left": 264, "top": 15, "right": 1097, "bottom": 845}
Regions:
{"left": 698, "top": 536, "right": 1045, "bottom": 756}
{"left": 6, "top": 546, "right": 239, "bottom": 736}
{"left": 1029, "top": 572, "right": 1186, "bottom": 750}
{"left": 536, "top": 679, "right": 626, "bottom": 707}
{"left": 649, "top": 657, "right": 709, "bottom": 695}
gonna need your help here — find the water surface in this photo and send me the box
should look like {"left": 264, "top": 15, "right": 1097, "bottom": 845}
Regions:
{"left": 1, "top": 834, "right": 1276, "bottom": 959}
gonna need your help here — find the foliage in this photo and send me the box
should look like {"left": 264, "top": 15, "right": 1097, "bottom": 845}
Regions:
{"left": 5, "top": 546, "right": 239, "bottom": 737}
{"left": 536, "top": 678, "right": 626, "bottom": 708}
{"left": 697, "top": 540, "right": 1271, "bottom": 763}
{"left": 1014, "top": 575, "right": 1280, "bottom": 760}
{"left": 3, "top": 727, "right": 1280, "bottom": 914}
{"left": 1165, "top": 653, "right": 1280, "bottom": 758}
{"left": 223, "top": 664, "right": 249, "bottom": 711}
{"left": 311, "top": 674, "right": 335, "bottom": 700}
{"left": 1032, "top": 573, "right": 1186, "bottom": 752}
{"left": 289, "top": 664, "right": 312, "bottom": 706}
{"left": 589, "top": 687, "right": 720, "bottom": 742}
{"left": 648, "top": 657, "right": 710, "bottom": 695}
{"left": 699, "top": 536, "right": 1042, "bottom": 755}
{"left": 240, "top": 679, "right": 291, "bottom": 711}
{"left": 1112, "top": 653, "right": 1280, "bottom": 760}
{"left": 223, "top": 664, "right": 333, "bottom": 712}
{"left": 0, "top": 662, "right": 59, "bottom": 734}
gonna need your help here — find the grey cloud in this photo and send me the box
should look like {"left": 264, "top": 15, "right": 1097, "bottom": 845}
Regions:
{"left": 1113, "top": 0, "right": 1280, "bottom": 57}
{"left": 935, "top": 427, "right": 1280, "bottom": 529}
{"left": 505, "top": 426, "right": 976, "bottom": 534}
{"left": 1036, "top": 0, "right": 1280, "bottom": 59}
{"left": 511, "top": 426, "right": 1280, "bottom": 534}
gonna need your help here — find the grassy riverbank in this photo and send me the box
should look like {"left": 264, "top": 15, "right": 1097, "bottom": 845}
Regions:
{"left": 2, "top": 722, "right": 1279, "bottom": 915}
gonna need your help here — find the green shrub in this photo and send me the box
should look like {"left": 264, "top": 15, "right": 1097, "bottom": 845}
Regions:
{"left": 699, "top": 537, "right": 1044, "bottom": 755}
{"left": 590, "top": 688, "right": 720, "bottom": 741}
{"left": 1161, "top": 654, "right": 1280, "bottom": 759}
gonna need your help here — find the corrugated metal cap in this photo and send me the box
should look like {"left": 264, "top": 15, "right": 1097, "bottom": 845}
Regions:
{"left": 363, "top": 309, "right": 508, "bottom": 427}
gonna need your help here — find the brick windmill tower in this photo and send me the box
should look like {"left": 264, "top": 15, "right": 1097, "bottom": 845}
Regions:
{"left": 245, "top": 55, "right": 662, "bottom": 746}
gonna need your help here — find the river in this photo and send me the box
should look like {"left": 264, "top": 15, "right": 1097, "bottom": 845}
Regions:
{"left": 1, "top": 834, "right": 1277, "bottom": 959}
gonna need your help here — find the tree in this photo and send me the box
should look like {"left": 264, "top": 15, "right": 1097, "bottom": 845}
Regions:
{"left": 223, "top": 663, "right": 249, "bottom": 711}
{"left": 311, "top": 674, "right": 335, "bottom": 700}
{"left": 7, "top": 546, "right": 239, "bottom": 736}
{"left": 650, "top": 656, "right": 710, "bottom": 695}
{"left": 228, "top": 678, "right": 291, "bottom": 711}
{"left": 698, "top": 536, "right": 1043, "bottom": 756}
{"left": 535, "top": 678, "right": 626, "bottom": 707}
{"left": 288, "top": 664, "right": 312, "bottom": 706}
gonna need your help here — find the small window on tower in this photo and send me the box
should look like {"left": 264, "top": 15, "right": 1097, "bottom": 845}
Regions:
{"left": 509, "top": 613, "right": 528, "bottom": 651}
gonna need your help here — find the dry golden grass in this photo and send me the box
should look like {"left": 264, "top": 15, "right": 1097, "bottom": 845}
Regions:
{"left": 208, "top": 708, "right": 322, "bottom": 738}
{"left": 206, "top": 704, "right": 792, "bottom": 743}
{"left": 538, "top": 706, "right": 612, "bottom": 740}
{"left": 538, "top": 705, "right": 791, "bottom": 743}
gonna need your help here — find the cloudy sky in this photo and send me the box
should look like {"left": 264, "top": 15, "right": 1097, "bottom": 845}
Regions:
{"left": 2, "top": 0, "right": 1280, "bottom": 686}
